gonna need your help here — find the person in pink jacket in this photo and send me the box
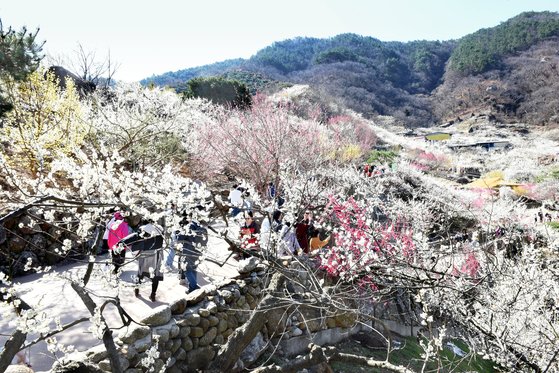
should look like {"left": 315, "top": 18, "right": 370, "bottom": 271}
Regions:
{"left": 107, "top": 211, "right": 131, "bottom": 273}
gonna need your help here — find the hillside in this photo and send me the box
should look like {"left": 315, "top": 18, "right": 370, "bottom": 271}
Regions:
{"left": 142, "top": 11, "right": 559, "bottom": 127}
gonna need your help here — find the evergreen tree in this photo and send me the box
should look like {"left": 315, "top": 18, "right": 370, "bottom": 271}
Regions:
{"left": 181, "top": 76, "right": 251, "bottom": 109}
{"left": 0, "top": 19, "right": 44, "bottom": 116}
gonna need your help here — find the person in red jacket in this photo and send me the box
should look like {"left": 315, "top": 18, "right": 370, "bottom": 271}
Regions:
{"left": 239, "top": 211, "right": 260, "bottom": 257}
{"left": 107, "top": 211, "right": 131, "bottom": 273}
{"left": 295, "top": 210, "right": 313, "bottom": 254}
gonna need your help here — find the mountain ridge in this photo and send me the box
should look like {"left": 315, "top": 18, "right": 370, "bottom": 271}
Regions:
{"left": 142, "top": 11, "right": 559, "bottom": 127}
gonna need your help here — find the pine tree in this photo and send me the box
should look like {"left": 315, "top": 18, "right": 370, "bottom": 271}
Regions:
{"left": 0, "top": 19, "right": 44, "bottom": 116}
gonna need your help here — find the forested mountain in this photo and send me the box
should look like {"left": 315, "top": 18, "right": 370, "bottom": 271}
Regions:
{"left": 142, "top": 11, "right": 559, "bottom": 127}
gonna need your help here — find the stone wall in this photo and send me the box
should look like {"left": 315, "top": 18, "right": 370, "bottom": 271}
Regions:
{"left": 57, "top": 260, "right": 365, "bottom": 373}
{"left": 0, "top": 210, "right": 89, "bottom": 277}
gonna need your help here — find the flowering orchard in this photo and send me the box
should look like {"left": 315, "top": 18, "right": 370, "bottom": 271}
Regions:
{"left": 0, "top": 77, "right": 558, "bottom": 372}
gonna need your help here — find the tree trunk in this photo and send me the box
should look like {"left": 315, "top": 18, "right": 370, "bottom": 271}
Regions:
{"left": 207, "top": 272, "right": 286, "bottom": 372}
{"left": 70, "top": 282, "right": 123, "bottom": 373}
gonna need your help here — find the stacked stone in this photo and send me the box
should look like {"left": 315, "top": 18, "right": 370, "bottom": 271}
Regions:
{"left": 80, "top": 264, "right": 268, "bottom": 373}
{"left": 66, "top": 258, "right": 363, "bottom": 372}
{"left": 0, "top": 210, "right": 86, "bottom": 276}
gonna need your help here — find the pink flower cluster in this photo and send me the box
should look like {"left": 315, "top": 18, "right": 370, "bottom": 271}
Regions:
{"left": 410, "top": 149, "right": 449, "bottom": 172}
{"left": 319, "top": 196, "right": 416, "bottom": 287}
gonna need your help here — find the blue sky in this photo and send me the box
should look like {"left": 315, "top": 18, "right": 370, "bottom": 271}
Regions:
{"left": 2, "top": 0, "right": 559, "bottom": 81}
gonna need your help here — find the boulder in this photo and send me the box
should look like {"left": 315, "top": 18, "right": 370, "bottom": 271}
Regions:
{"left": 237, "top": 257, "right": 260, "bottom": 274}
{"left": 199, "top": 327, "right": 217, "bottom": 346}
{"left": 185, "top": 288, "right": 207, "bottom": 305}
{"left": 8, "top": 236, "right": 27, "bottom": 254}
{"left": 185, "top": 346, "right": 215, "bottom": 371}
{"left": 240, "top": 332, "right": 267, "bottom": 366}
{"left": 118, "top": 324, "right": 151, "bottom": 344}
{"left": 85, "top": 344, "right": 109, "bottom": 363}
{"left": 141, "top": 305, "right": 171, "bottom": 326}
{"left": 170, "top": 298, "right": 187, "bottom": 315}
{"left": 13, "top": 251, "right": 38, "bottom": 275}
{"left": 18, "top": 216, "right": 42, "bottom": 235}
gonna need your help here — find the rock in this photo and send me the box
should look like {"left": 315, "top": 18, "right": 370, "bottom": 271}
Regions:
{"left": 291, "top": 326, "right": 303, "bottom": 336}
{"left": 8, "top": 236, "right": 27, "bottom": 254}
{"left": 334, "top": 312, "right": 357, "bottom": 328}
{"left": 141, "top": 305, "right": 171, "bottom": 326}
{"left": 182, "top": 336, "right": 194, "bottom": 351}
{"left": 174, "top": 347, "right": 187, "bottom": 361}
{"left": 266, "top": 309, "right": 288, "bottom": 334}
{"left": 199, "top": 308, "right": 210, "bottom": 317}
{"left": 218, "top": 289, "right": 233, "bottom": 302}
{"left": 170, "top": 324, "right": 180, "bottom": 338}
{"left": 132, "top": 334, "right": 153, "bottom": 353}
{"left": 161, "top": 349, "right": 172, "bottom": 360}
{"left": 227, "top": 315, "right": 238, "bottom": 329}
{"left": 29, "top": 233, "right": 48, "bottom": 253}
{"left": 237, "top": 303, "right": 251, "bottom": 323}
{"left": 215, "top": 334, "right": 225, "bottom": 344}
{"left": 118, "top": 324, "right": 151, "bottom": 344}
{"left": 153, "top": 319, "right": 178, "bottom": 342}
{"left": 240, "top": 332, "right": 267, "bottom": 366}
{"left": 125, "top": 345, "right": 138, "bottom": 360}
{"left": 153, "top": 358, "right": 165, "bottom": 372}
{"left": 351, "top": 331, "right": 388, "bottom": 349}
{"left": 206, "top": 301, "right": 218, "bottom": 314}
{"left": 18, "top": 216, "right": 42, "bottom": 235}
{"left": 190, "top": 326, "right": 204, "bottom": 338}
{"left": 170, "top": 298, "right": 187, "bottom": 315}
{"left": 180, "top": 326, "right": 191, "bottom": 338}
{"left": 183, "top": 312, "right": 201, "bottom": 326}
{"left": 167, "top": 363, "right": 182, "bottom": 373}
{"left": 237, "top": 257, "right": 260, "bottom": 274}
{"left": 170, "top": 338, "right": 182, "bottom": 353}
{"left": 185, "top": 288, "right": 207, "bottom": 305}
{"left": 199, "top": 317, "right": 210, "bottom": 332}
{"left": 186, "top": 346, "right": 216, "bottom": 371}
{"left": 248, "top": 285, "right": 260, "bottom": 297}
{"left": 199, "top": 327, "right": 217, "bottom": 346}
{"left": 223, "top": 328, "right": 234, "bottom": 339}
{"left": 154, "top": 328, "right": 170, "bottom": 343}
{"left": 208, "top": 315, "right": 219, "bottom": 327}
{"left": 13, "top": 251, "right": 38, "bottom": 275}
{"left": 236, "top": 296, "right": 246, "bottom": 307}
{"left": 98, "top": 356, "right": 129, "bottom": 371}
{"left": 245, "top": 293, "right": 256, "bottom": 308}
{"left": 44, "top": 243, "right": 62, "bottom": 265}
{"left": 218, "top": 318, "right": 228, "bottom": 333}
{"left": 85, "top": 344, "right": 109, "bottom": 363}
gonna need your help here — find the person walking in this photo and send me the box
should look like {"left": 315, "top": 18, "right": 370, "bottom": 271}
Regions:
{"left": 107, "top": 211, "right": 131, "bottom": 273}
{"left": 134, "top": 219, "right": 164, "bottom": 302}
{"left": 175, "top": 217, "right": 208, "bottom": 293}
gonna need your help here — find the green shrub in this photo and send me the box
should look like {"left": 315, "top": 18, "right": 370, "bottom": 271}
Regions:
{"left": 367, "top": 149, "right": 398, "bottom": 164}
